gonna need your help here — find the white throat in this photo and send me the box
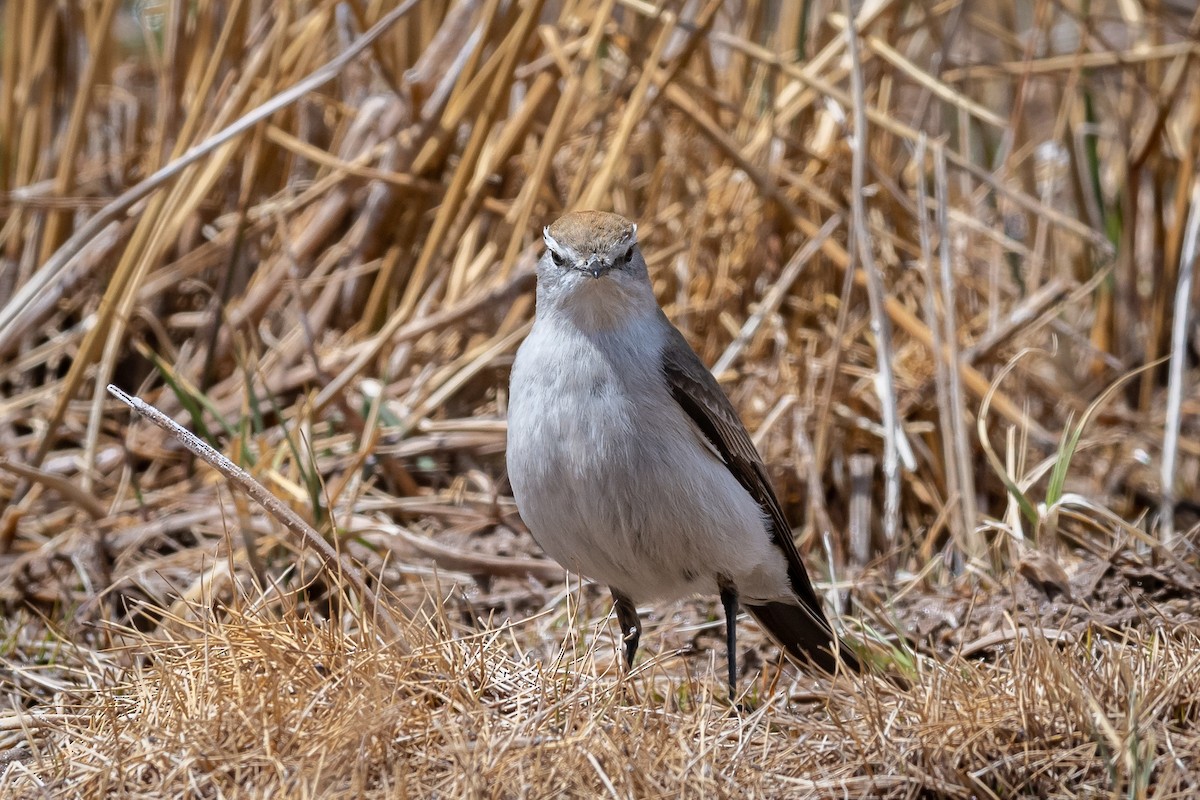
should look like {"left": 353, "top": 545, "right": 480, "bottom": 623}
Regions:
{"left": 539, "top": 275, "right": 659, "bottom": 334}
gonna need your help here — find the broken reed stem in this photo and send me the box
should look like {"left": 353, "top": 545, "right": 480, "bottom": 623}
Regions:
{"left": 935, "top": 146, "right": 981, "bottom": 560}
{"left": 106, "top": 384, "right": 408, "bottom": 647}
{"left": 915, "top": 135, "right": 964, "bottom": 553}
{"left": 844, "top": 0, "right": 903, "bottom": 548}
{"left": 1160, "top": 177, "right": 1200, "bottom": 545}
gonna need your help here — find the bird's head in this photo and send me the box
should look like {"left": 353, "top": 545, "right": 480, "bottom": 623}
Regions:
{"left": 536, "top": 211, "right": 655, "bottom": 325}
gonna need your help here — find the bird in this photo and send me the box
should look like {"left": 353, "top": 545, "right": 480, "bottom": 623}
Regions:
{"left": 505, "top": 210, "right": 858, "bottom": 694}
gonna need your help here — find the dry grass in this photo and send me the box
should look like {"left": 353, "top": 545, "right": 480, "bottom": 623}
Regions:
{"left": 4, "top": 595, "right": 1200, "bottom": 798}
{"left": 2, "top": 0, "right": 1200, "bottom": 796}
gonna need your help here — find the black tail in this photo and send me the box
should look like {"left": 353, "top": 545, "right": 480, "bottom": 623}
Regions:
{"left": 745, "top": 601, "right": 860, "bottom": 674}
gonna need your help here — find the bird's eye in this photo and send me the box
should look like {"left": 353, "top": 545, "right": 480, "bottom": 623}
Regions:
{"left": 622, "top": 248, "right": 633, "bottom": 265}
{"left": 550, "top": 251, "right": 565, "bottom": 267}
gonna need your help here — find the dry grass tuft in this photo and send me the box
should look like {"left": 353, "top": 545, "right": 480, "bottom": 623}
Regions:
{"left": 5, "top": 592, "right": 1199, "bottom": 797}
{"left": 3, "top": 0, "right": 1200, "bottom": 795}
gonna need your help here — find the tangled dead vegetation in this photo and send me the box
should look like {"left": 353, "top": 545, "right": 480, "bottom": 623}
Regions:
{"left": 4, "top": 594, "right": 1200, "bottom": 798}
{"left": 2, "top": 0, "right": 1199, "bottom": 796}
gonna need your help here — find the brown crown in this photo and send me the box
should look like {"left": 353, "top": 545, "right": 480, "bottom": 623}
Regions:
{"left": 546, "top": 211, "right": 636, "bottom": 253}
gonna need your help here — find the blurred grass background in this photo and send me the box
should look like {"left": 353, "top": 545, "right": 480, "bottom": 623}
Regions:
{"left": 2, "top": 1, "right": 1199, "bottom": 796}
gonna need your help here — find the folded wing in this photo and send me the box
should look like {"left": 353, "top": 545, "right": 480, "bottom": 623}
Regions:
{"left": 658, "top": 314, "right": 859, "bottom": 673}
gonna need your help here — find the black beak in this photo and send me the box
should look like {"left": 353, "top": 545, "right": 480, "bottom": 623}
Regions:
{"left": 581, "top": 256, "right": 608, "bottom": 279}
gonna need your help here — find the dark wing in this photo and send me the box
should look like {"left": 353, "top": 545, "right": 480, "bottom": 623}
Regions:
{"left": 658, "top": 314, "right": 859, "bottom": 673}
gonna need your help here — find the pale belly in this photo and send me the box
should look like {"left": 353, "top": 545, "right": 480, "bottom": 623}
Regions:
{"left": 506, "top": 326, "right": 790, "bottom": 603}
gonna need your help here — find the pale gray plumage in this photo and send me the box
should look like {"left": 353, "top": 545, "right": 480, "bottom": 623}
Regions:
{"left": 506, "top": 210, "right": 857, "bottom": 690}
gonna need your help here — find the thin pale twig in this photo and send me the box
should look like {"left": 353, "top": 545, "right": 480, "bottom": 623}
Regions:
{"left": 106, "top": 384, "right": 408, "bottom": 647}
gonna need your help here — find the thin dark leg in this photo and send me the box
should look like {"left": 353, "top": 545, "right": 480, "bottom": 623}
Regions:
{"left": 720, "top": 585, "right": 739, "bottom": 695}
{"left": 611, "top": 589, "right": 640, "bottom": 669}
